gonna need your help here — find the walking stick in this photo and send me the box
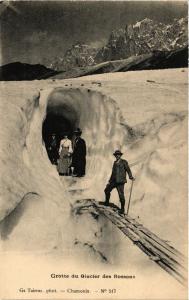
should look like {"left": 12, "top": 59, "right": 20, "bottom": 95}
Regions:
{"left": 127, "top": 179, "right": 134, "bottom": 215}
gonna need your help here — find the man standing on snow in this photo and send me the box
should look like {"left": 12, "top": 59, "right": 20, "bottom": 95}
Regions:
{"left": 104, "top": 150, "right": 135, "bottom": 214}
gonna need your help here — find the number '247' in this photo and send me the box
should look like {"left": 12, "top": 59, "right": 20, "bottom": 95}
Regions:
{"left": 101, "top": 289, "right": 116, "bottom": 293}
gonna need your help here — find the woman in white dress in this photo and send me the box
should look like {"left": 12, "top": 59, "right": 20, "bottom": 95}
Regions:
{"left": 57, "top": 135, "right": 73, "bottom": 175}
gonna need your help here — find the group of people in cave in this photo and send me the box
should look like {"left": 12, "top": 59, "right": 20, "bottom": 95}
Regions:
{"left": 48, "top": 127, "right": 134, "bottom": 214}
{"left": 48, "top": 128, "right": 86, "bottom": 177}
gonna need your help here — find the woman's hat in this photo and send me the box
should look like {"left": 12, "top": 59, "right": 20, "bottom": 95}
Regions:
{"left": 74, "top": 128, "right": 82, "bottom": 134}
{"left": 113, "top": 150, "right": 123, "bottom": 156}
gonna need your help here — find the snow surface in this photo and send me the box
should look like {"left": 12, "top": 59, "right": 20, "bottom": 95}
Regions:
{"left": 0, "top": 68, "right": 187, "bottom": 298}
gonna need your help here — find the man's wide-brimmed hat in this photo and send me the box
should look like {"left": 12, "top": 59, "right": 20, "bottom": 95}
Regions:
{"left": 74, "top": 128, "right": 82, "bottom": 134}
{"left": 113, "top": 150, "right": 123, "bottom": 156}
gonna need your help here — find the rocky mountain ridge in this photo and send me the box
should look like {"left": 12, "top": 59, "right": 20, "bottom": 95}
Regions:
{"left": 0, "top": 17, "right": 187, "bottom": 80}
{"left": 51, "top": 17, "right": 188, "bottom": 70}
{"left": 50, "top": 43, "right": 97, "bottom": 71}
{"left": 0, "top": 46, "right": 187, "bottom": 81}
{"left": 96, "top": 17, "right": 188, "bottom": 62}
{"left": 51, "top": 46, "right": 188, "bottom": 80}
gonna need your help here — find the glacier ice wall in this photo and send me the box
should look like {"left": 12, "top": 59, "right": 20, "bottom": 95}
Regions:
{"left": 0, "top": 70, "right": 187, "bottom": 262}
{"left": 0, "top": 86, "right": 132, "bottom": 260}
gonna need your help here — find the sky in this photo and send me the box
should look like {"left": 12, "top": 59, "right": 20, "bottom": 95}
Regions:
{"left": 0, "top": 1, "right": 188, "bottom": 66}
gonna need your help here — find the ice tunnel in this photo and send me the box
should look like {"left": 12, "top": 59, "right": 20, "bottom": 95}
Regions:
{"left": 0, "top": 86, "right": 132, "bottom": 255}
{"left": 42, "top": 87, "right": 129, "bottom": 176}
{"left": 0, "top": 86, "right": 130, "bottom": 225}
{"left": 42, "top": 100, "right": 79, "bottom": 163}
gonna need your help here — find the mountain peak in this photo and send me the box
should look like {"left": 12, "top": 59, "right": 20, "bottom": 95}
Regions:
{"left": 133, "top": 18, "right": 154, "bottom": 28}
{"left": 49, "top": 17, "right": 188, "bottom": 71}
{"left": 95, "top": 17, "right": 188, "bottom": 62}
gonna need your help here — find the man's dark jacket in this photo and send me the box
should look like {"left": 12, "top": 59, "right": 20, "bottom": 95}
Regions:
{"left": 72, "top": 137, "right": 86, "bottom": 176}
{"left": 109, "top": 159, "right": 133, "bottom": 184}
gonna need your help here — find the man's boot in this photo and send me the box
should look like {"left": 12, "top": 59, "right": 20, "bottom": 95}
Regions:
{"left": 103, "top": 194, "right": 110, "bottom": 206}
{"left": 103, "top": 197, "right": 109, "bottom": 206}
{"left": 103, "top": 184, "right": 112, "bottom": 206}
{"left": 119, "top": 203, "right": 125, "bottom": 214}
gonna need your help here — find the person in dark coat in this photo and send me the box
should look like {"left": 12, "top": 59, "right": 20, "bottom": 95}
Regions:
{"left": 48, "top": 133, "right": 58, "bottom": 165}
{"left": 104, "top": 150, "right": 135, "bottom": 214}
{"left": 72, "top": 128, "right": 86, "bottom": 177}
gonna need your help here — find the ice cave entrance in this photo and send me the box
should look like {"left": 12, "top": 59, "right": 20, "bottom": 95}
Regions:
{"left": 42, "top": 100, "right": 79, "bottom": 164}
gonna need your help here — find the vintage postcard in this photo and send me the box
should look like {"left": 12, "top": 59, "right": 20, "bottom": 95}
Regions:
{"left": 0, "top": 1, "right": 188, "bottom": 299}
